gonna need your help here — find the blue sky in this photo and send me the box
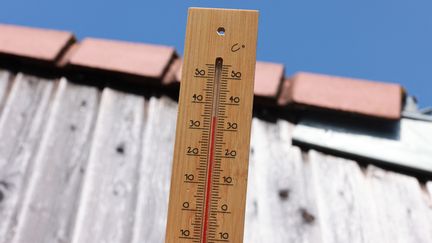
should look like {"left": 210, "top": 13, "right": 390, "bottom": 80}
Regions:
{"left": 1, "top": 0, "right": 431, "bottom": 107}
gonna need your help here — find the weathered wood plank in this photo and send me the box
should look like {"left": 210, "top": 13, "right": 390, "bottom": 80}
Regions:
{"left": 244, "top": 119, "right": 321, "bottom": 243}
{"left": 243, "top": 128, "right": 260, "bottom": 243}
{"left": 366, "top": 166, "right": 432, "bottom": 243}
{"left": 11, "top": 78, "right": 99, "bottom": 243}
{"left": 427, "top": 182, "right": 432, "bottom": 199}
{"left": 309, "top": 151, "right": 381, "bottom": 243}
{"left": 0, "top": 70, "right": 12, "bottom": 115}
{"left": 132, "top": 97, "right": 177, "bottom": 243}
{"left": 0, "top": 73, "right": 55, "bottom": 243}
{"left": 72, "top": 88, "right": 144, "bottom": 243}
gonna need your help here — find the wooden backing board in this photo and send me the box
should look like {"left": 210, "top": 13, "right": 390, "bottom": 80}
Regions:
{"left": 165, "top": 8, "right": 258, "bottom": 243}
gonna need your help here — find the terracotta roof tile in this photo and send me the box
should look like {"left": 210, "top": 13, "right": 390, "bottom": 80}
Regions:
{"left": 277, "top": 78, "right": 293, "bottom": 106}
{"left": 68, "top": 38, "right": 176, "bottom": 79}
{"left": 253, "top": 61, "right": 284, "bottom": 100}
{"left": 279, "top": 72, "right": 402, "bottom": 119}
{"left": 0, "top": 23, "right": 406, "bottom": 119}
{"left": 57, "top": 43, "right": 80, "bottom": 67}
{"left": 0, "top": 24, "right": 74, "bottom": 62}
{"left": 162, "top": 58, "right": 182, "bottom": 86}
{"left": 174, "top": 59, "right": 183, "bottom": 83}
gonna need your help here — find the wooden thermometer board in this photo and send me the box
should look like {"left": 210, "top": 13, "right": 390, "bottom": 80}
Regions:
{"left": 165, "top": 8, "right": 258, "bottom": 243}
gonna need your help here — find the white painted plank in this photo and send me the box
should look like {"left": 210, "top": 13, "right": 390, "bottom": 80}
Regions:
{"left": 132, "top": 96, "right": 177, "bottom": 243}
{"left": 244, "top": 119, "right": 321, "bottom": 243}
{"left": 0, "top": 70, "right": 11, "bottom": 115}
{"left": 0, "top": 73, "right": 55, "bottom": 243}
{"left": 309, "top": 151, "right": 382, "bottom": 243}
{"left": 72, "top": 88, "right": 144, "bottom": 243}
{"left": 11, "top": 78, "right": 99, "bottom": 243}
{"left": 367, "top": 166, "right": 432, "bottom": 243}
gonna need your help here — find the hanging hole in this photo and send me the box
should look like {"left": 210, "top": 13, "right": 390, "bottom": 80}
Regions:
{"left": 217, "top": 27, "right": 225, "bottom": 36}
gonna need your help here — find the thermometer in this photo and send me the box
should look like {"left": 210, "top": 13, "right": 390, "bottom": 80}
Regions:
{"left": 165, "top": 8, "right": 258, "bottom": 243}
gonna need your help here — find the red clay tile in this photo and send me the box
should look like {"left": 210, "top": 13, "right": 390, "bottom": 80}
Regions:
{"left": 254, "top": 61, "right": 284, "bottom": 98}
{"left": 277, "top": 78, "right": 293, "bottom": 106}
{"left": 174, "top": 58, "right": 183, "bottom": 83}
{"left": 279, "top": 72, "right": 402, "bottom": 120}
{"left": 162, "top": 58, "right": 182, "bottom": 85}
{"left": 68, "top": 38, "right": 175, "bottom": 79}
{"left": 0, "top": 24, "right": 74, "bottom": 62}
{"left": 57, "top": 43, "right": 80, "bottom": 67}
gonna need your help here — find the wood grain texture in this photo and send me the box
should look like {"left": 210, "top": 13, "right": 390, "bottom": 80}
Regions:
{"left": 11, "top": 78, "right": 99, "bottom": 243}
{"left": 243, "top": 140, "right": 260, "bottom": 243}
{"left": 310, "top": 151, "right": 381, "bottom": 243}
{"left": 366, "top": 166, "right": 432, "bottom": 243}
{"left": 71, "top": 88, "right": 144, "bottom": 243}
{"left": 0, "top": 73, "right": 55, "bottom": 243}
{"left": 166, "top": 8, "right": 258, "bottom": 243}
{"left": 132, "top": 97, "right": 178, "bottom": 243}
{"left": 0, "top": 70, "right": 12, "bottom": 115}
{"left": 427, "top": 181, "right": 432, "bottom": 199}
{"left": 244, "top": 119, "right": 321, "bottom": 243}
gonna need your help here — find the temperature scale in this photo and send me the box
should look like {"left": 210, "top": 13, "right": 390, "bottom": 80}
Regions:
{"left": 165, "top": 8, "right": 258, "bottom": 243}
